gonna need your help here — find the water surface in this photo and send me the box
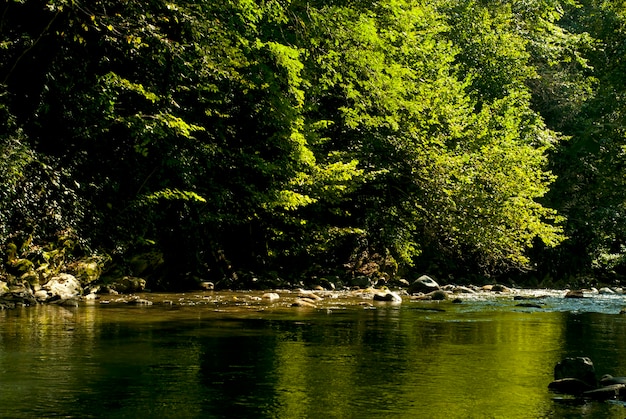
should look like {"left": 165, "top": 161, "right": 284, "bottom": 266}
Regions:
{"left": 1, "top": 291, "right": 626, "bottom": 418}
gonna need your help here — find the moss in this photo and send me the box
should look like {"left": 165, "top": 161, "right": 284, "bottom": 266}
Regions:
{"left": 66, "top": 256, "right": 109, "bottom": 285}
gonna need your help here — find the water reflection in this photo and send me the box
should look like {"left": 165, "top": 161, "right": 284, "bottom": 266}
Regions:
{"left": 1, "top": 298, "right": 626, "bottom": 418}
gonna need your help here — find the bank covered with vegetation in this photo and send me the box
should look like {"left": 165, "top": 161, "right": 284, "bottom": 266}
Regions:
{"left": 1, "top": 0, "right": 625, "bottom": 291}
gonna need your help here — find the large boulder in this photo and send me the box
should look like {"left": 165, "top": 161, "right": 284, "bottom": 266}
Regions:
{"left": 554, "top": 357, "right": 597, "bottom": 388}
{"left": 42, "top": 273, "right": 82, "bottom": 301}
{"left": 407, "top": 275, "right": 440, "bottom": 295}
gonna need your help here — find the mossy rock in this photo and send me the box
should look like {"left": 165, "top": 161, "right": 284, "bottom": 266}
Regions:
{"left": 8, "top": 258, "right": 34, "bottom": 275}
{"left": 20, "top": 271, "right": 40, "bottom": 288}
{"left": 107, "top": 276, "right": 147, "bottom": 293}
{"left": 128, "top": 252, "right": 164, "bottom": 277}
{"left": 65, "top": 256, "right": 108, "bottom": 285}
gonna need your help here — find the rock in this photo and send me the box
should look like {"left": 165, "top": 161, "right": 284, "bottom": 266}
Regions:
{"left": 58, "top": 297, "right": 80, "bottom": 308}
{"left": 0, "top": 281, "right": 9, "bottom": 296}
{"left": 34, "top": 289, "right": 50, "bottom": 302}
{"left": 83, "top": 293, "right": 98, "bottom": 301}
{"left": 407, "top": 275, "right": 440, "bottom": 294}
{"left": 319, "top": 278, "right": 336, "bottom": 290}
{"left": 583, "top": 384, "right": 626, "bottom": 400}
{"left": 107, "top": 276, "right": 146, "bottom": 293}
{"left": 20, "top": 271, "right": 39, "bottom": 288}
{"left": 0, "top": 300, "right": 16, "bottom": 310}
{"left": 127, "top": 297, "right": 153, "bottom": 306}
{"left": 199, "top": 281, "right": 214, "bottom": 290}
{"left": 350, "top": 276, "right": 372, "bottom": 289}
{"left": 410, "top": 290, "right": 447, "bottom": 301}
{"left": 292, "top": 299, "right": 316, "bottom": 308}
{"left": 9, "top": 283, "right": 30, "bottom": 293}
{"left": 387, "top": 278, "right": 410, "bottom": 288}
{"left": 373, "top": 287, "right": 402, "bottom": 303}
{"left": 599, "top": 287, "right": 615, "bottom": 294}
{"left": 90, "top": 284, "right": 118, "bottom": 295}
{"left": 128, "top": 251, "right": 164, "bottom": 277}
{"left": 429, "top": 290, "right": 447, "bottom": 300}
{"left": 43, "top": 273, "right": 82, "bottom": 300}
{"left": 65, "top": 257, "right": 106, "bottom": 284}
{"left": 565, "top": 290, "right": 585, "bottom": 298}
{"left": 453, "top": 286, "right": 476, "bottom": 294}
{"left": 554, "top": 357, "right": 597, "bottom": 387}
{"left": 297, "top": 290, "right": 322, "bottom": 301}
{"left": 262, "top": 292, "right": 280, "bottom": 301}
{"left": 549, "top": 378, "right": 595, "bottom": 395}
{"left": 0, "top": 289, "right": 37, "bottom": 307}
{"left": 600, "top": 374, "right": 626, "bottom": 386}
{"left": 490, "top": 284, "right": 510, "bottom": 293}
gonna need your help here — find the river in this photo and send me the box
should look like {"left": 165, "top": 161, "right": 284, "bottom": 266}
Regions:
{"left": 1, "top": 289, "right": 626, "bottom": 418}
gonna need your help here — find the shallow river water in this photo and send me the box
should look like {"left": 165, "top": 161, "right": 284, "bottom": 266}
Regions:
{"left": 2, "top": 289, "right": 626, "bottom": 418}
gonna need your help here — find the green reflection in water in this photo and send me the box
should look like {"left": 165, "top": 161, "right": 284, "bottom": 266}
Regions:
{"left": 269, "top": 308, "right": 565, "bottom": 418}
{"left": 1, "top": 298, "right": 626, "bottom": 418}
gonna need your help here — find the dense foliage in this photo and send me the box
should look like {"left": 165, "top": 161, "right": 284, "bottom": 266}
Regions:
{"left": 1, "top": 0, "right": 624, "bottom": 289}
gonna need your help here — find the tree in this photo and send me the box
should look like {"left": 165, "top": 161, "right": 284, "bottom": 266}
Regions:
{"left": 0, "top": 0, "right": 570, "bottom": 288}
{"left": 298, "top": 0, "right": 564, "bottom": 278}
{"left": 538, "top": 0, "right": 626, "bottom": 281}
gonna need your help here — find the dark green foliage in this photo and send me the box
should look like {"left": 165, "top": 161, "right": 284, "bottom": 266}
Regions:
{"left": 2, "top": 0, "right": 624, "bottom": 288}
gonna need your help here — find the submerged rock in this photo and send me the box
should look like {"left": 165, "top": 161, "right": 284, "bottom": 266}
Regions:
{"left": 410, "top": 290, "right": 447, "bottom": 301}
{"left": 297, "top": 290, "right": 323, "bottom": 301}
{"left": 600, "top": 374, "right": 626, "bottom": 386}
{"left": 373, "top": 287, "right": 402, "bottom": 303}
{"left": 554, "top": 357, "right": 597, "bottom": 387}
{"left": 291, "top": 299, "right": 316, "bottom": 308}
{"left": 583, "top": 384, "right": 626, "bottom": 400}
{"left": 262, "top": 292, "right": 280, "bottom": 301}
{"left": 548, "top": 357, "right": 626, "bottom": 402}
{"left": 549, "top": 378, "right": 595, "bottom": 395}
{"left": 453, "top": 286, "right": 476, "bottom": 294}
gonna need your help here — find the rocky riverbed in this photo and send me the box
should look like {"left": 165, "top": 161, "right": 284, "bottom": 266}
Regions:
{"left": 3, "top": 272, "right": 626, "bottom": 315}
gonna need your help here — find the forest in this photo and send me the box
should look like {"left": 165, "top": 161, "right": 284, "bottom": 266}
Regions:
{"left": 1, "top": 0, "right": 625, "bottom": 291}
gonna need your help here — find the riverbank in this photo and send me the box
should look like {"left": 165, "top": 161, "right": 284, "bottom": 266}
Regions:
{"left": 3, "top": 274, "right": 626, "bottom": 316}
